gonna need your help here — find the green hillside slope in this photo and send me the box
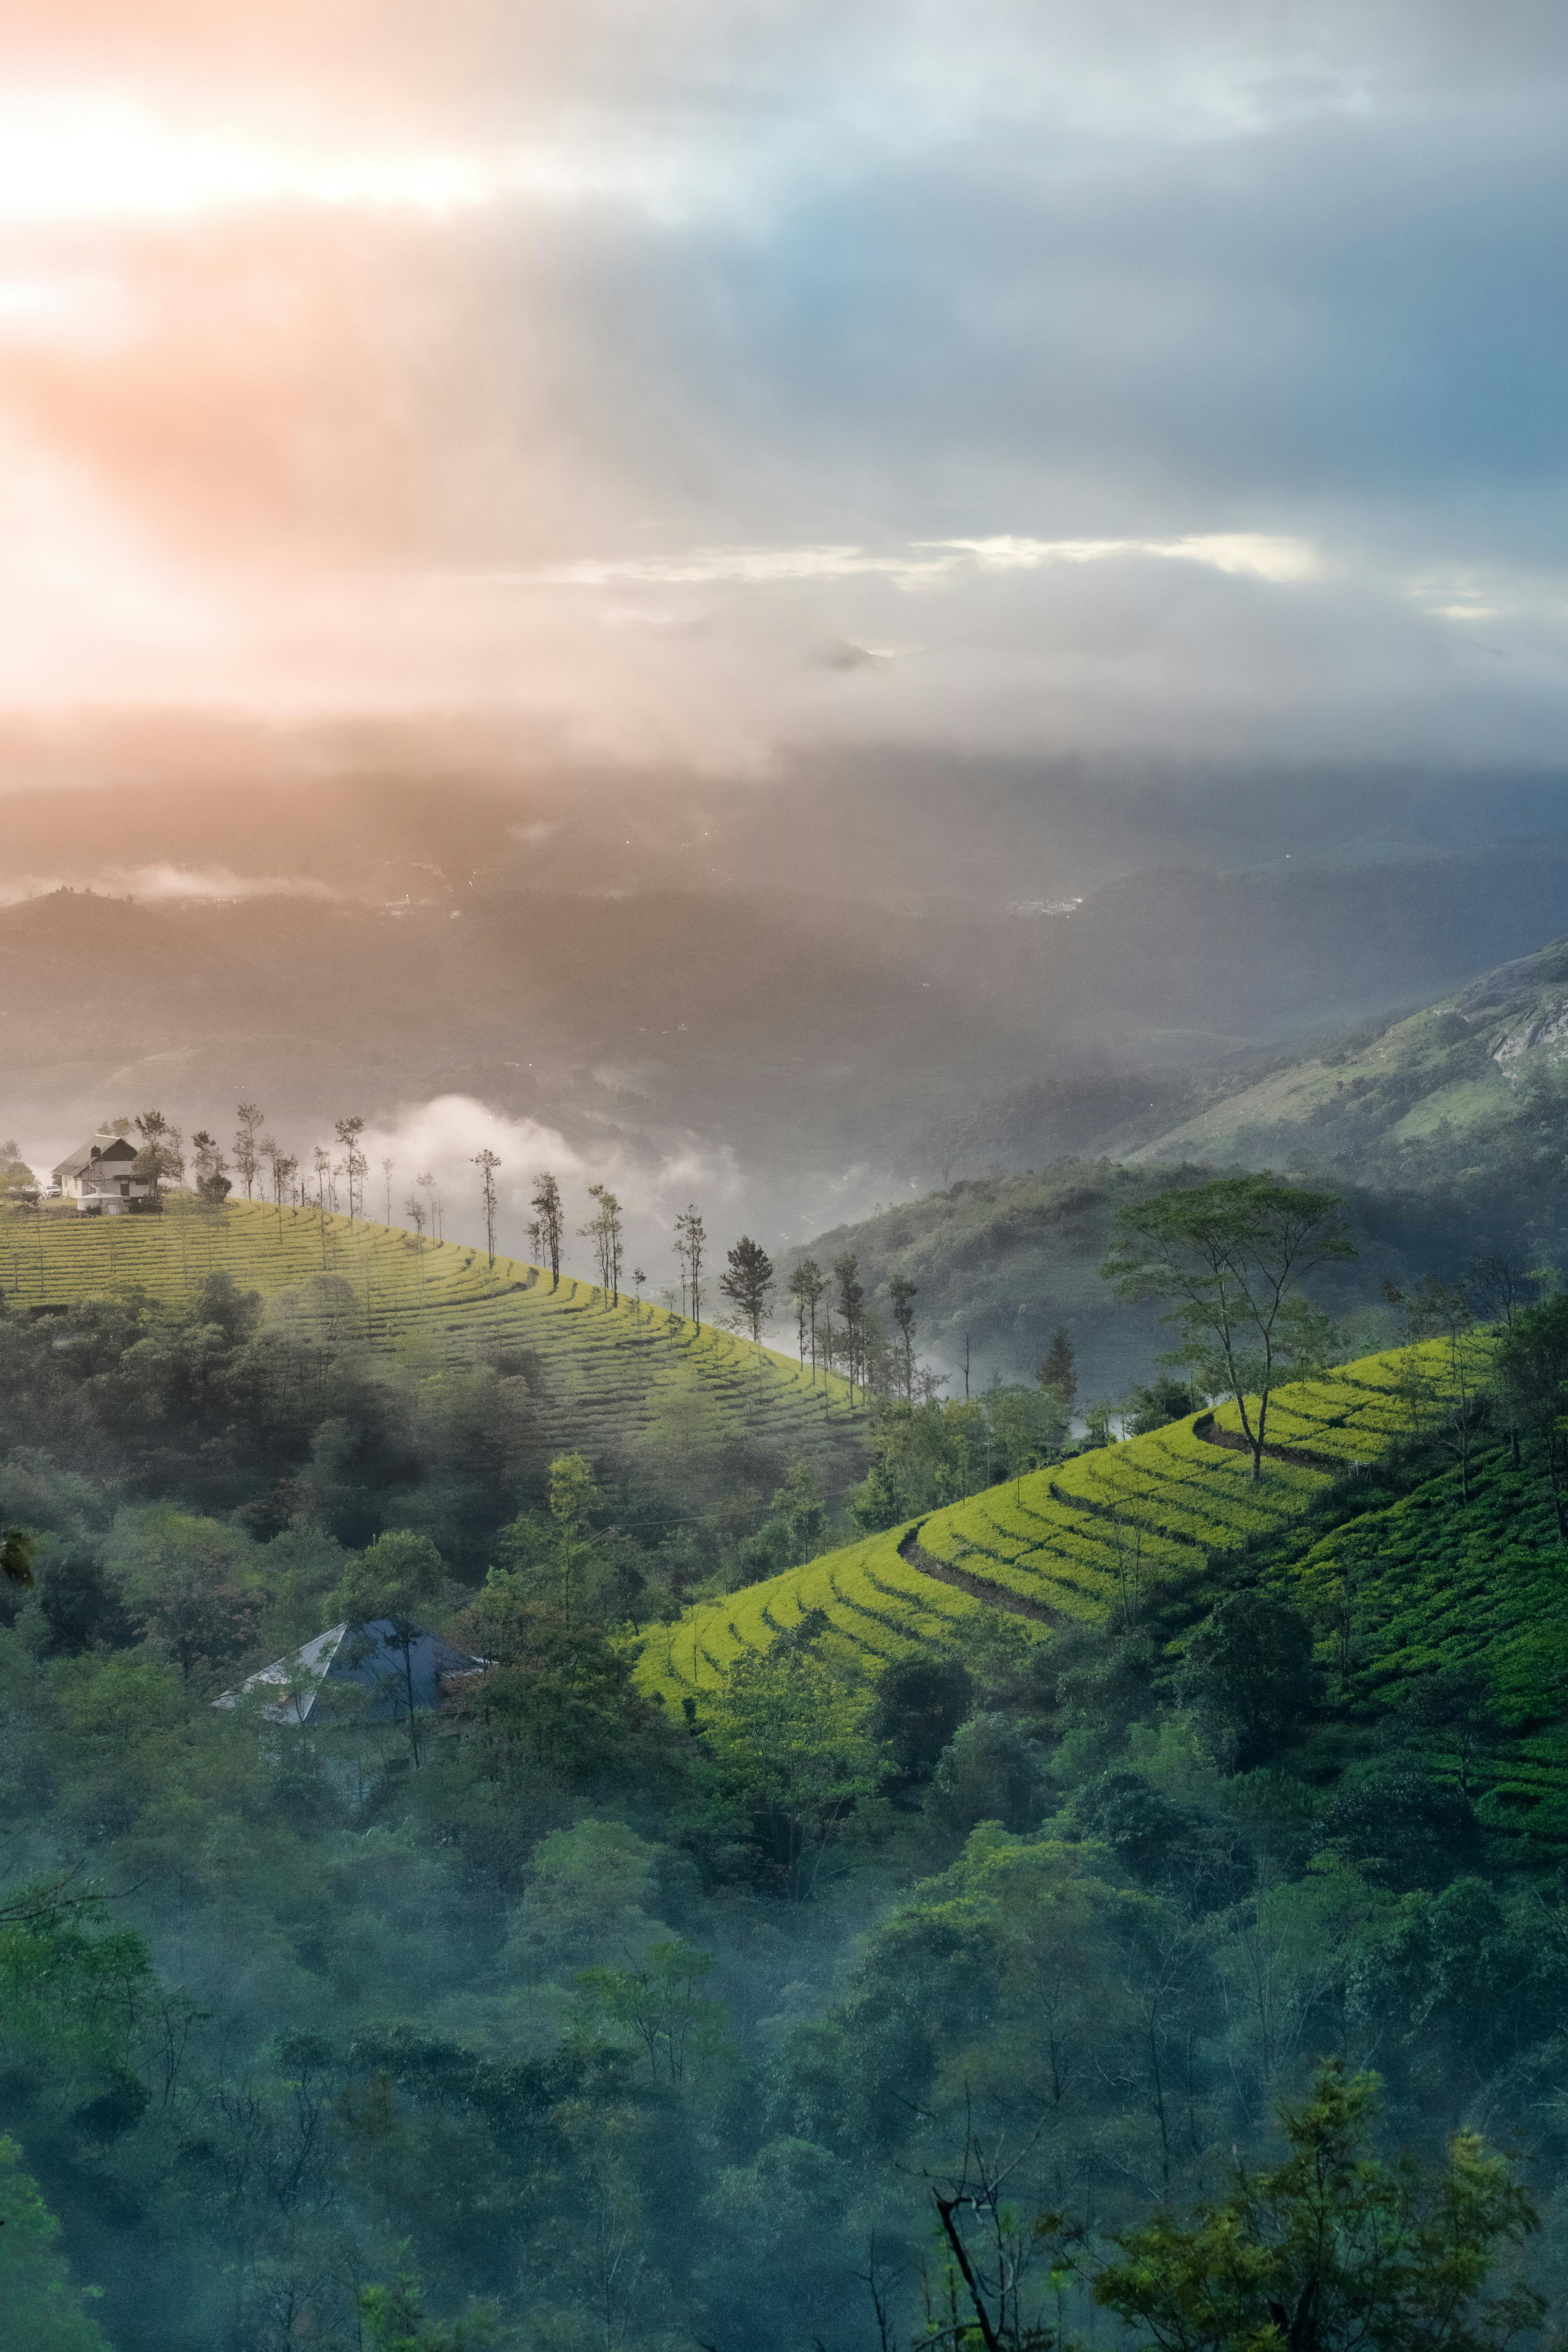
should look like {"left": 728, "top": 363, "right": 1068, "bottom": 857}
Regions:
{"left": 637, "top": 1340, "right": 1568, "bottom": 1856}
{"left": 0, "top": 1194, "right": 868, "bottom": 1481}
{"left": 635, "top": 1345, "right": 1428, "bottom": 1702}
{"left": 782, "top": 1160, "right": 1444, "bottom": 1391}
{"left": 1131, "top": 931, "right": 1568, "bottom": 1178}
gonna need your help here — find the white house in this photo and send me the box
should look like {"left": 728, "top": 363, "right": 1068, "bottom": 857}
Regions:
{"left": 49, "top": 1133, "right": 155, "bottom": 1214}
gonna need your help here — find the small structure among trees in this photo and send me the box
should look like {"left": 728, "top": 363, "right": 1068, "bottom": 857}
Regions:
{"left": 217, "top": 1618, "right": 485, "bottom": 1733}
{"left": 49, "top": 1131, "right": 157, "bottom": 1214}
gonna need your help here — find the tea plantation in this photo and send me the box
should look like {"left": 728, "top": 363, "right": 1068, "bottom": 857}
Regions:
{"left": 636, "top": 1340, "right": 1568, "bottom": 1857}
{"left": 0, "top": 1194, "right": 869, "bottom": 1480}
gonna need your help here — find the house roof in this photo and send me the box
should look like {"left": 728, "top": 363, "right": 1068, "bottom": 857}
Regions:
{"left": 52, "top": 1134, "right": 138, "bottom": 1181}
{"left": 215, "top": 1619, "right": 486, "bottom": 1726}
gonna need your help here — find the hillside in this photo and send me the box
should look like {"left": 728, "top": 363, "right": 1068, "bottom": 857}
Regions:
{"left": 1130, "top": 932, "right": 1568, "bottom": 1183}
{"left": 636, "top": 1340, "right": 1568, "bottom": 1857}
{"left": 784, "top": 1159, "right": 1462, "bottom": 1393}
{"left": 635, "top": 1345, "right": 1422, "bottom": 1710}
{"left": 13, "top": 833, "right": 1568, "bottom": 1267}
{"left": 0, "top": 1194, "right": 869, "bottom": 1491}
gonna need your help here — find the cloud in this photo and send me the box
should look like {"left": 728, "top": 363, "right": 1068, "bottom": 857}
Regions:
{"left": 0, "top": 4, "right": 1567, "bottom": 766}
{"left": 0, "top": 864, "right": 337, "bottom": 906}
{"left": 355, "top": 1094, "right": 742, "bottom": 1270}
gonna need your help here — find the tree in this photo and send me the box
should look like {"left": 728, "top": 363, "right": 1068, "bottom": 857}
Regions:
{"left": 416, "top": 1171, "right": 437, "bottom": 1251}
{"left": 1178, "top": 1589, "right": 1316, "bottom": 1773}
{"left": 234, "top": 1103, "right": 264, "bottom": 1200}
{"left": 705, "top": 1641, "right": 882, "bottom": 1900}
{"left": 675, "top": 1203, "right": 707, "bottom": 1331}
{"left": 338, "top": 1530, "right": 451, "bottom": 1767}
{"left": 530, "top": 1170, "right": 564, "bottom": 1290}
{"left": 1038, "top": 1327, "right": 1076, "bottom": 1415}
{"left": 405, "top": 1189, "right": 428, "bottom": 1264}
{"left": 189, "top": 1131, "right": 231, "bottom": 1208}
{"left": 115, "top": 1512, "right": 260, "bottom": 1686}
{"left": 1103, "top": 1177, "right": 1352, "bottom": 1481}
{"left": 472, "top": 1146, "right": 501, "bottom": 1268}
{"left": 261, "top": 1136, "right": 297, "bottom": 1221}
{"left": 132, "top": 1109, "right": 182, "bottom": 1201}
{"left": 722, "top": 1234, "right": 775, "bottom": 1344}
{"left": 580, "top": 1183, "right": 624, "bottom": 1303}
{"left": 574, "top": 1939, "right": 728, "bottom": 2087}
{"left": 2, "top": 1527, "right": 34, "bottom": 1588}
{"left": 1383, "top": 1276, "right": 1485, "bottom": 1498}
{"left": 359, "top": 2248, "right": 495, "bottom": 2350}
{"left": 0, "top": 2134, "right": 111, "bottom": 2352}
{"left": 1491, "top": 1296, "right": 1568, "bottom": 1534}
{"left": 789, "top": 1256, "right": 828, "bottom": 1379}
{"left": 1092, "top": 2060, "right": 1541, "bottom": 2352}
{"left": 381, "top": 1153, "right": 395, "bottom": 1223}
{"left": 1125, "top": 1374, "right": 1199, "bottom": 1434}
{"left": 888, "top": 1275, "right": 918, "bottom": 1401}
{"left": 0, "top": 1138, "right": 36, "bottom": 1203}
{"left": 834, "top": 1252, "right": 866, "bottom": 1401}
{"left": 771, "top": 1459, "right": 824, "bottom": 1559}
{"left": 334, "top": 1115, "right": 367, "bottom": 1222}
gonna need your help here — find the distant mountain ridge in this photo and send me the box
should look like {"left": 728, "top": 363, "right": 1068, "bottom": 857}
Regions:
{"left": 1130, "top": 933, "right": 1568, "bottom": 1177}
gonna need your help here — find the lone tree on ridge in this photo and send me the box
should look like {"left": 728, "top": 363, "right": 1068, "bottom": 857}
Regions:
{"left": 1102, "top": 1174, "right": 1352, "bottom": 1481}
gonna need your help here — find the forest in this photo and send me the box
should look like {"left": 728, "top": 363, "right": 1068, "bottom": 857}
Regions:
{"left": 3, "top": 1187, "right": 1568, "bottom": 2352}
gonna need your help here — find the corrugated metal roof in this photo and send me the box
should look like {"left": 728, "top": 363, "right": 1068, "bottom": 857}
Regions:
{"left": 216, "top": 1619, "right": 485, "bottom": 1725}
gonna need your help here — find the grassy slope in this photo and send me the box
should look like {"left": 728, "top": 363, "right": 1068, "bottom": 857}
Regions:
{"left": 635, "top": 1345, "right": 1427, "bottom": 1703}
{"left": 0, "top": 1195, "right": 869, "bottom": 1477}
{"left": 636, "top": 1341, "right": 1568, "bottom": 1855}
{"left": 1128, "top": 932, "right": 1568, "bottom": 1171}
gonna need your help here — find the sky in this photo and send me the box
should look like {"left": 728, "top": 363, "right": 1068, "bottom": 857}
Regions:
{"left": 1, "top": 1, "right": 1567, "bottom": 772}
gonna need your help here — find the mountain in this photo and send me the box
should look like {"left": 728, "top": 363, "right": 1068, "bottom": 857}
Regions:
{"left": 781, "top": 1153, "right": 1479, "bottom": 1393}
{"left": 14, "top": 779, "right": 1568, "bottom": 1263}
{"left": 1129, "top": 933, "right": 1568, "bottom": 1192}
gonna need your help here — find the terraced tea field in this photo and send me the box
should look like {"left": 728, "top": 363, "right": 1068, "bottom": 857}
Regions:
{"left": 633, "top": 1344, "right": 1451, "bottom": 1707}
{"left": 640, "top": 1334, "right": 1568, "bottom": 1855}
{"left": 0, "top": 1196, "right": 868, "bottom": 1477}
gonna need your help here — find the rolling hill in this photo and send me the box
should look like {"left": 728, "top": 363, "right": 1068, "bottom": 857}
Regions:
{"left": 1129, "top": 932, "right": 1568, "bottom": 1182}
{"left": 635, "top": 1341, "right": 1568, "bottom": 1858}
{"left": 0, "top": 1194, "right": 870, "bottom": 1492}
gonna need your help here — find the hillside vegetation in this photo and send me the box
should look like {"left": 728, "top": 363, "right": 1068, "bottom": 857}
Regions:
{"left": 635, "top": 1345, "right": 1421, "bottom": 1701}
{"left": 785, "top": 1158, "right": 1446, "bottom": 1390}
{"left": 637, "top": 1337, "right": 1568, "bottom": 1857}
{"left": 1132, "top": 931, "right": 1568, "bottom": 1188}
{"left": 0, "top": 1193, "right": 867, "bottom": 1486}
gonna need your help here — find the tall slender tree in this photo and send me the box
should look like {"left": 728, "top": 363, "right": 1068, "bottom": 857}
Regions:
{"left": 530, "top": 1171, "right": 564, "bottom": 1290}
{"left": 721, "top": 1235, "right": 775, "bottom": 1344}
{"left": 675, "top": 1205, "right": 707, "bottom": 1332}
{"left": 580, "top": 1183, "right": 625, "bottom": 1303}
{"left": 887, "top": 1275, "right": 918, "bottom": 1402}
{"left": 268, "top": 1146, "right": 298, "bottom": 1223}
{"left": 381, "top": 1155, "right": 395, "bottom": 1224}
{"left": 788, "top": 1258, "right": 827, "bottom": 1379}
{"left": 334, "top": 1115, "right": 367, "bottom": 1222}
{"left": 834, "top": 1252, "right": 866, "bottom": 1403}
{"left": 1038, "top": 1325, "right": 1077, "bottom": 1416}
{"left": 234, "top": 1103, "right": 263, "bottom": 1200}
{"left": 473, "top": 1147, "right": 501, "bottom": 1269}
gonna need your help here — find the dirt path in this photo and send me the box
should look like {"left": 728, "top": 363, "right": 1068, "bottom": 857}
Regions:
{"left": 897, "top": 1527, "right": 1065, "bottom": 1625}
